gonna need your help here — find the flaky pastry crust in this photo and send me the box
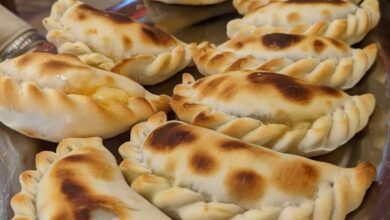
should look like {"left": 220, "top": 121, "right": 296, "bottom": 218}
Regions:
{"left": 227, "top": 0, "right": 380, "bottom": 45}
{"left": 171, "top": 71, "right": 375, "bottom": 156}
{"left": 0, "top": 52, "right": 170, "bottom": 142}
{"left": 11, "top": 137, "right": 171, "bottom": 220}
{"left": 119, "top": 112, "right": 375, "bottom": 220}
{"left": 43, "top": 0, "right": 195, "bottom": 85}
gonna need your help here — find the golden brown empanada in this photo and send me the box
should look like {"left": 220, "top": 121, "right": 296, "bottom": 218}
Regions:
{"left": 233, "top": 0, "right": 363, "bottom": 15}
{"left": 171, "top": 71, "right": 375, "bottom": 156}
{"left": 11, "top": 137, "right": 171, "bottom": 220}
{"left": 192, "top": 33, "right": 377, "bottom": 89}
{"left": 43, "top": 0, "right": 195, "bottom": 85}
{"left": 152, "top": 0, "right": 227, "bottom": 5}
{"left": 0, "top": 52, "right": 170, "bottom": 142}
{"left": 119, "top": 112, "right": 375, "bottom": 220}
{"left": 227, "top": 0, "right": 380, "bottom": 45}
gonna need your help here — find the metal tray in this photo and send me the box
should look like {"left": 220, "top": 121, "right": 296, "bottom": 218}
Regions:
{"left": 1, "top": 0, "right": 389, "bottom": 219}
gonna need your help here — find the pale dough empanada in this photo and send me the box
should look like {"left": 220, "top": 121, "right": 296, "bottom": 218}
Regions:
{"left": 233, "top": 0, "right": 363, "bottom": 15}
{"left": 43, "top": 0, "right": 195, "bottom": 85}
{"left": 152, "top": 0, "right": 227, "bottom": 5}
{"left": 0, "top": 52, "right": 170, "bottom": 142}
{"left": 192, "top": 33, "right": 377, "bottom": 89}
{"left": 227, "top": 0, "right": 380, "bottom": 45}
{"left": 171, "top": 71, "right": 375, "bottom": 156}
{"left": 119, "top": 112, "right": 375, "bottom": 220}
{"left": 11, "top": 137, "right": 171, "bottom": 220}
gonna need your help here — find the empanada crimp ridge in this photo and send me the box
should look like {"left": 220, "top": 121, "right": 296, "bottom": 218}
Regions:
{"left": 171, "top": 71, "right": 375, "bottom": 156}
{"left": 0, "top": 52, "right": 170, "bottom": 142}
{"left": 43, "top": 0, "right": 195, "bottom": 85}
{"left": 119, "top": 112, "right": 375, "bottom": 220}
{"left": 11, "top": 137, "right": 171, "bottom": 220}
{"left": 192, "top": 33, "right": 377, "bottom": 89}
{"left": 227, "top": 0, "right": 380, "bottom": 45}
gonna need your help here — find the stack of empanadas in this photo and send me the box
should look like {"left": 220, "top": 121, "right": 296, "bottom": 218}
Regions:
{"left": 43, "top": 0, "right": 195, "bottom": 85}
{"left": 0, "top": 52, "right": 170, "bottom": 142}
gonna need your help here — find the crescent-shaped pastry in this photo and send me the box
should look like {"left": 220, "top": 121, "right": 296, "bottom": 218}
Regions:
{"left": 0, "top": 52, "right": 170, "bottom": 142}
{"left": 192, "top": 33, "right": 377, "bottom": 89}
{"left": 171, "top": 71, "right": 375, "bottom": 156}
{"left": 119, "top": 112, "right": 376, "bottom": 220}
{"left": 227, "top": 0, "right": 380, "bottom": 45}
{"left": 152, "top": 0, "right": 227, "bottom": 5}
{"left": 43, "top": 0, "right": 195, "bottom": 85}
{"left": 233, "top": 0, "right": 362, "bottom": 15}
{"left": 11, "top": 137, "right": 171, "bottom": 220}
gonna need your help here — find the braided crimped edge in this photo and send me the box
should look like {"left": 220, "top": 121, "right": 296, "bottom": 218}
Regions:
{"left": 232, "top": 0, "right": 363, "bottom": 15}
{"left": 0, "top": 74, "right": 170, "bottom": 142}
{"left": 42, "top": 0, "right": 195, "bottom": 85}
{"left": 191, "top": 41, "right": 377, "bottom": 89}
{"left": 170, "top": 73, "right": 375, "bottom": 157}
{"left": 119, "top": 112, "right": 376, "bottom": 220}
{"left": 227, "top": 0, "right": 380, "bottom": 45}
{"left": 10, "top": 137, "right": 108, "bottom": 220}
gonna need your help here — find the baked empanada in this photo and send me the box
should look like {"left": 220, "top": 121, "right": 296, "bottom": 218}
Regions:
{"left": 192, "top": 33, "right": 377, "bottom": 89}
{"left": 227, "top": 0, "right": 380, "bottom": 45}
{"left": 233, "top": 0, "right": 362, "bottom": 15}
{"left": 171, "top": 71, "right": 375, "bottom": 156}
{"left": 119, "top": 112, "right": 375, "bottom": 220}
{"left": 152, "top": 0, "right": 227, "bottom": 5}
{"left": 43, "top": 0, "right": 194, "bottom": 85}
{"left": 11, "top": 137, "right": 171, "bottom": 220}
{"left": 0, "top": 52, "right": 170, "bottom": 142}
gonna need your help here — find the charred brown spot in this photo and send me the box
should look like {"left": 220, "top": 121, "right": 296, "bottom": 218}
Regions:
{"left": 189, "top": 152, "right": 217, "bottom": 175}
{"left": 234, "top": 42, "right": 244, "bottom": 49}
{"left": 318, "top": 86, "right": 343, "bottom": 97}
{"left": 247, "top": 72, "right": 312, "bottom": 103}
{"left": 193, "top": 111, "right": 211, "bottom": 125}
{"left": 220, "top": 140, "right": 250, "bottom": 150}
{"left": 313, "top": 40, "right": 325, "bottom": 53}
{"left": 262, "top": 33, "right": 303, "bottom": 50}
{"left": 41, "top": 60, "right": 89, "bottom": 73}
{"left": 226, "top": 58, "right": 248, "bottom": 71}
{"left": 196, "top": 76, "right": 228, "bottom": 99}
{"left": 146, "top": 122, "right": 196, "bottom": 152}
{"left": 141, "top": 25, "right": 176, "bottom": 46}
{"left": 258, "top": 59, "right": 285, "bottom": 72}
{"left": 122, "top": 36, "right": 132, "bottom": 48}
{"left": 226, "top": 169, "right": 265, "bottom": 202}
{"left": 273, "top": 160, "right": 319, "bottom": 197}
{"left": 209, "top": 54, "right": 225, "bottom": 63}
{"left": 77, "top": 4, "right": 133, "bottom": 24}
{"left": 286, "top": 0, "right": 345, "bottom": 4}
{"left": 329, "top": 38, "right": 347, "bottom": 51}
{"left": 61, "top": 179, "right": 86, "bottom": 199}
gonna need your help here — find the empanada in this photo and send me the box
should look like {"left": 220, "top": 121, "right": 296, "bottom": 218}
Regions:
{"left": 233, "top": 0, "right": 362, "bottom": 15}
{"left": 171, "top": 71, "right": 375, "bottom": 156}
{"left": 227, "top": 0, "right": 380, "bottom": 45}
{"left": 11, "top": 137, "right": 171, "bottom": 220}
{"left": 192, "top": 33, "right": 377, "bottom": 89}
{"left": 43, "top": 0, "right": 195, "bottom": 85}
{"left": 152, "top": 0, "right": 227, "bottom": 5}
{"left": 119, "top": 112, "right": 375, "bottom": 220}
{"left": 0, "top": 52, "right": 170, "bottom": 142}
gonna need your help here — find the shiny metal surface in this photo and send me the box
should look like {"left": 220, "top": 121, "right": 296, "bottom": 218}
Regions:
{"left": 0, "top": 0, "right": 389, "bottom": 219}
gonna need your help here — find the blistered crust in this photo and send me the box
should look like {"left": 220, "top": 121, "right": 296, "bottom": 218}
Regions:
{"left": 119, "top": 112, "right": 375, "bottom": 220}
{"left": 43, "top": 0, "right": 194, "bottom": 85}
{"left": 152, "top": 0, "right": 227, "bottom": 5}
{"left": 11, "top": 137, "right": 170, "bottom": 220}
{"left": 170, "top": 71, "right": 375, "bottom": 156}
{"left": 192, "top": 33, "right": 377, "bottom": 89}
{"left": 0, "top": 52, "right": 170, "bottom": 142}
{"left": 227, "top": 0, "right": 380, "bottom": 45}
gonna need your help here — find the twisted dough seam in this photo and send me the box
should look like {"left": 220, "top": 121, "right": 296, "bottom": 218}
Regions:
{"left": 192, "top": 41, "right": 377, "bottom": 89}
{"left": 43, "top": 0, "right": 195, "bottom": 85}
{"left": 119, "top": 112, "right": 375, "bottom": 220}
{"left": 233, "top": 0, "right": 363, "bottom": 15}
{"left": 10, "top": 137, "right": 102, "bottom": 220}
{"left": 171, "top": 74, "right": 375, "bottom": 156}
{"left": 227, "top": 0, "right": 380, "bottom": 45}
{"left": 0, "top": 75, "right": 170, "bottom": 142}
